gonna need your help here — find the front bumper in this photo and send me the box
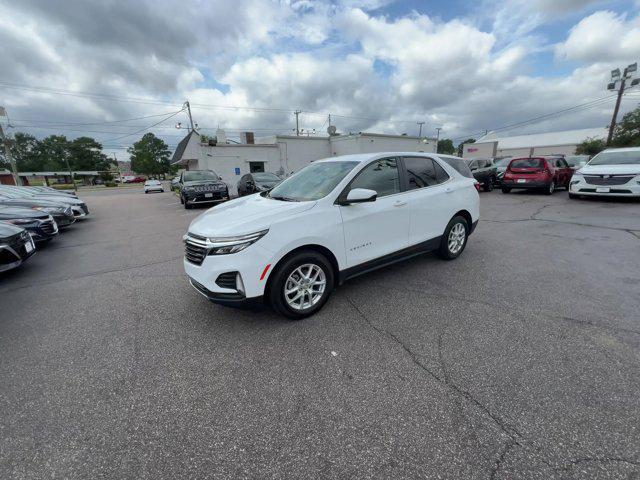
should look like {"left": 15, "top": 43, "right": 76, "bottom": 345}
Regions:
{"left": 183, "top": 190, "right": 229, "bottom": 205}
{"left": 71, "top": 204, "right": 89, "bottom": 219}
{"left": 183, "top": 241, "right": 274, "bottom": 302}
{"left": 569, "top": 177, "right": 640, "bottom": 197}
{"left": 0, "top": 233, "right": 35, "bottom": 272}
{"left": 52, "top": 213, "right": 76, "bottom": 228}
{"left": 26, "top": 219, "right": 59, "bottom": 242}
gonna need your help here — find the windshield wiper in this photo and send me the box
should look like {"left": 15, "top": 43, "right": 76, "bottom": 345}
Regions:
{"left": 269, "top": 195, "right": 299, "bottom": 202}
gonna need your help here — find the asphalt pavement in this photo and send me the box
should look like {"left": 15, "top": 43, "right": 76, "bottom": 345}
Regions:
{"left": 1, "top": 186, "right": 639, "bottom": 479}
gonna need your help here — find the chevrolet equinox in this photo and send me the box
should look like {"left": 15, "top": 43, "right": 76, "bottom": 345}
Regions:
{"left": 183, "top": 153, "right": 480, "bottom": 319}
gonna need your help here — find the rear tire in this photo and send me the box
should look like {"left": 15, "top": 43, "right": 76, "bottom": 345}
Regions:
{"left": 268, "top": 250, "right": 334, "bottom": 320}
{"left": 544, "top": 182, "right": 555, "bottom": 195}
{"left": 501, "top": 187, "right": 511, "bottom": 194}
{"left": 437, "top": 216, "right": 469, "bottom": 260}
{"left": 484, "top": 178, "right": 494, "bottom": 192}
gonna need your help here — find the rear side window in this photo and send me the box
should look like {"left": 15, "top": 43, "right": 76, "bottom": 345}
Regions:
{"left": 350, "top": 158, "right": 400, "bottom": 197}
{"left": 441, "top": 157, "right": 474, "bottom": 178}
{"left": 510, "top": 158, "right": 544, "bottom": 169}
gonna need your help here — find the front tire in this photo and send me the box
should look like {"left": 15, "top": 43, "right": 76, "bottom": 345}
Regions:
{"left": 268, "top": 251, "right": 334, "bottom": 320}
{"left": 437, "top": 216, "right": 469, "bottom": 260}
{"left": 484, "top": 177, "right": 494, "bottom": 192}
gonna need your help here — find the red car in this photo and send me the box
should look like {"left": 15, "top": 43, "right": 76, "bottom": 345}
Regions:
{"left": 501, "top": 156, "right": 573, "bottom": 195}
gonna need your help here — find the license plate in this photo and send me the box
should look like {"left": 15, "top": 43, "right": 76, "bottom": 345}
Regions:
{"left": 596, "top": 187, "right": 610, "bottom": 193}
{"left": 517, "top": 179, "right": 526, "bottom": 183}
{"left": 204, "top": 193, "right": 213, "bottom": 198}
{"left": 25, "top": 240, "right": 34, "bottom": 253}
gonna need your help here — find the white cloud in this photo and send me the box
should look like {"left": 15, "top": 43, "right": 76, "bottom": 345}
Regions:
{"left": 556, "top": 10, "right": 640, "bottom": 64}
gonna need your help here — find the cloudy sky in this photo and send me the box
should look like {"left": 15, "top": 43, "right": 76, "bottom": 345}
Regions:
{"left": 1, "top": 0, "right": 639, "bottom": 159}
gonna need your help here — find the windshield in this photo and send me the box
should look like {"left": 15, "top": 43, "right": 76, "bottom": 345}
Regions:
{"left": 267, "top": 161, "right": 358, "bottom": 201}
{"left": 183, "top": 170, "right": 219, "bottom": 182}
{"left": 588, "top": 151, "right": 640, "bottom": 166}
{"left": 494, "top": 158, "right": 512, "bottom": 168}
{"left": 253, "top": 172, "right": 280, "bottom": 182}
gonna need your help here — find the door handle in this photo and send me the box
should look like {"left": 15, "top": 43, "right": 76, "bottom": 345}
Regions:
{"left": 394, "top": 200, "right": 407, "bottom": 207}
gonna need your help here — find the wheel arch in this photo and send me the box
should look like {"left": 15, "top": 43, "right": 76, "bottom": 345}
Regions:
{"left": 452, "top": 209, "right": 472, "bottom": 230}
{"left": 264, "top": 244, "right": 340, "bottom": 303}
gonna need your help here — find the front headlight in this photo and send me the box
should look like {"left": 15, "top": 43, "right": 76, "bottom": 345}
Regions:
{"left": 183, "top": 186, "right": 195, "bottom": 192}
{"left": 570, "top": 173, "right": 583, "bottom": 185}
{"left": 184, "top": 229, "right": 268, "bottom": 255}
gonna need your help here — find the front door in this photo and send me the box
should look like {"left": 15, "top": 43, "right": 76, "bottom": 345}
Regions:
{"left": 339, "top": 158, "right": 410, "bottom": 268}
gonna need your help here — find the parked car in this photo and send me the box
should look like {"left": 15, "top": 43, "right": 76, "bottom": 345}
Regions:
{"left": 170, "top": 176, "right": 180, "bottom": 191}
{"left": 565, "top": 155, "right": 590, "bottom": 171}
{"left": 144, "top": 180, "right": 164, "bottom": 193}
{"left": 0, "top": 222, "right": 36, "bottom": 272}
{"left": 0, "top": 206, "right": 58, "bottom": 243}
{"left": 568, "top": 147, "right": 640, "bottom": 199}
{"left": 178, "top": 170, "right": 229, "bottom": 209}
{"left": 237, "top": 172, "right": 282, "bottom": 196}
{"left": 492, "top": 157, "right": 513, "bottom": 186}
{"left": 502, "top": 156, "right": 573, "bottom": 195}
{"left": 183, "top": 153, "right": 479, "bottom": 319}
{"left": 465, "top": 158, "right": 497, "bottom": 191}
{"left": 27, "top": 186, "right": 78, "bottom": 197}
{"left": 0, "top": 193, "right": 76, "bottom": 227}
{"left": 122, "top": 176, "right": 145, "bottom": 183}
{"left": 0, "top": 186, "right": 89, "bottom": 219}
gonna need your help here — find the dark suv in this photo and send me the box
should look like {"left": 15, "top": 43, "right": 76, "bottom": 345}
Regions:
{"left": 179, "top": 170, "right": 229, "bottom": 209}
{"left": 465, "top": 158, "right": 497, "bottom": 191}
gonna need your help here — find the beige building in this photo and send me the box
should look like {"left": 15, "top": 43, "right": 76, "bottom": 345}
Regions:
{"left": 462, "top": 127, "right": 608, "bottom": 158}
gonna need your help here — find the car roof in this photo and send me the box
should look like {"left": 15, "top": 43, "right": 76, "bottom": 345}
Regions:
{"left": 314, "top": 152, "right": 452, "bottom": 164}
{"left": 601, "top": 147, "right": 640, "bottom": 153}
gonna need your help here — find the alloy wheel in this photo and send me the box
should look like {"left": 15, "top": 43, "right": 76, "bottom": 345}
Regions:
{"left": 448, "top": 223, "right": 466, "bottom": 254}
{"left": 284, "top": 263, "right": 327, "bottom": 311}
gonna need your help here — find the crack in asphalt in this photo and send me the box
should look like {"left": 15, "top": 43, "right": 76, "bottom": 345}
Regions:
{"left": 0, "top": 256, "right": 183, "bottom": 294}
{"left": 345, "top": 295, "right": 524, "bottom": 443}
{"left": 489, "top": 439, "right": 519, "bottom": 480}
{"left": 483, "top": 217, "right": 640, "bottom": 241}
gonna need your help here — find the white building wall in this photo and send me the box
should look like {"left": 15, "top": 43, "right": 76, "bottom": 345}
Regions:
{"left": 330, "top": 135, "right": 436, "bottom": 156}
{"left": 263, "top": 136, "right": 331, "bottom": 174}
{"left": 531, "top": 144, "right": 577, "bottom": 156}
{"left": 463, "top": 142, "right": 496, "bottom": 158}
{"left": 196, "top": 144, "right": 280, "bottom": 196}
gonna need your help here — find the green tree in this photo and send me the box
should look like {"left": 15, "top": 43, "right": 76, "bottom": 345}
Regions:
{"left": 32, "top": 135, "right": 70, "bottom": 171}
{"left": 612, "top": 106, "right": 640, "bottom": 148}
{"left": 68, "top": 137, "right": 112, "bottom": 171}
{"left": 0, "top": 132, "right": 39, "bottom": 170}
{"left": 437, "top": 138, "right": 455, "bottom": 155}
{"left": 457, "top": 138, "right": 475, "bottom": 157}
{"left": 128, "top": 133, "right": 171, "bottom": 176}
{"left": 575, "top": 137, "right": 606, "bottom": 156}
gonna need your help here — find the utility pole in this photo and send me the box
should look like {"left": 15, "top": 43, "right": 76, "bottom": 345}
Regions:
{"left": 606, "top": 63, "right": 638, "bottom": 145}
{"left": 184, "top": 101, "right": 195, "bottom": 132}
{"left": 435, "top": 127, "right": 442, "bottom": 144}
{"left": 113, "top": 153, "right": 122, "bottom": 184}
{"left": 417, "top": 121, "right": 425, "bottom": 137}
{"left": 0, "top": 106, "right": 20, "bottom": 185}
{"left": 294, "top": 110, "right": 301, "bottom": 136}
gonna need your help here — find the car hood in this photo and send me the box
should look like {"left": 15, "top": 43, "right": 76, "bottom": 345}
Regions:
{"left": 0, "top": 198, "right": 67, "bottom": 209}
{"left": 0, "top": 206, "right": 48, "bottom": 219}
{"left": 0, "top": 221, "right": 24, "bottom": 238}
{"left": 578, "top": 164, "right": 640, "bottom": 175}
{"left": 28, "top": 194, "right": 83, "bottom": 205}
{"left": 188, "top": 194, "right": 316, "bottom": 237}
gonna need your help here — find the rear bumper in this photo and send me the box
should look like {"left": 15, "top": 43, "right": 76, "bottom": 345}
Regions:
{"left": 503, "top": 180, "right": 550, "bottom": 189}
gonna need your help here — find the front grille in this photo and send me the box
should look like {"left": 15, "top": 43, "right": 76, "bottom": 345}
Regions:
{"left": 579, "top": 188, "right": 633, "bottom": 194}
{"left": 185, "top": 238, "right": 208, "bottom": 265}
{"left": 583, "top": 175, "right": 633, "bottom": 186}
{"left": 215, "top": 272, "right": 237, "bottom": 290}
{"left": 81, "top": 204, "right": 89, "bottom": 214}
{"left": 40, "top": 220, "right": 56, "bottom": 234}
{"left": 193, "top": 184, "right": 222, "bottom": 192}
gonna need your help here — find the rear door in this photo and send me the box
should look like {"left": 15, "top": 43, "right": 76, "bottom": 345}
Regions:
{"left": 339, "top": 157, "right": 410, "bottom": 268}
{"left": 401, "top": 156, "right": 454, "bottom": 245}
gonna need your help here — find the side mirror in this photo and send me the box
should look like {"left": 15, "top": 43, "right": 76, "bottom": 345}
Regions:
{"left": 343, "top": 188, "right": 377, "bottom": 205}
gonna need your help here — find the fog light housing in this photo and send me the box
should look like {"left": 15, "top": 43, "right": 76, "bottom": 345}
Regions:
{"left": 235, "top": 273, "right": 245, "bottom": 296}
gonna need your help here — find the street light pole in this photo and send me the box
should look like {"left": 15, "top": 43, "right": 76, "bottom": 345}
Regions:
{"left": 435, "top": 127, "right": 442, "bottom": 152}
{"left": 294, "top": 110, "right": 301, "bottom": 136}
{"left": 0, "top": 106, "right": 20, "bottom": 186}
{"left": 606, "top": 63, "right": 637, "bottom": 145}
{"left": 417, "top": 121, "right": 425, "bottom": 137}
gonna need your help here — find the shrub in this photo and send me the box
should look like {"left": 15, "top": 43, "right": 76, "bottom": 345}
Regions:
{"left": 105, "top": 182, "right": 117, "bottom": 187}
{"left": 50, "top": 183, "right": 75, "bottom": 190}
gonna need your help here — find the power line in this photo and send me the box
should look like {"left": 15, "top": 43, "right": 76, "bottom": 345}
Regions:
{"left": 102, "top": 110, "right": 184, "bottom": 142}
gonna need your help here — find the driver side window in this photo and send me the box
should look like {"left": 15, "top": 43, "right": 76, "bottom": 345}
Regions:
{"left": 350, "top": 158, "right": 400, "bottom": 197}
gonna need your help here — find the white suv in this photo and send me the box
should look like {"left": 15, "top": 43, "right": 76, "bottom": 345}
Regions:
{"left": 569, "top": 147, "right": 640, "bottom": 198}
{"left": 183, "top": 153, "right": 479, "bottom": 319}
